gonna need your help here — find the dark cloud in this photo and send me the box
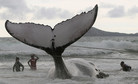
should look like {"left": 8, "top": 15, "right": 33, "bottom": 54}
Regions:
{"left": 0, "top": 0, "right": 29, "bottom": 12}
{"left": 0, "top": 0, "right": 73, "bottom": 20}
{"left": 0, "top": 0, "right": 30, "bottom": 20}
{"left": 107, "top": 6, "right": 125, "bottom": 18}
{"left": 107, "top": 5, "right": 138, "bottom": 18}
{"left": 58, "top": 10, "right": 73, "bottom": 19}
{"left": 128, "top": 6, "right": 138, "bottom": 15}
{"left": 34, "top": 7, "right": 73, "bottom": 20}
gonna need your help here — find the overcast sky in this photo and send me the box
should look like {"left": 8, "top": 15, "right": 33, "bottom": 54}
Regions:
{"left": 0, "top": 0, "right": 138, "bottom": 37}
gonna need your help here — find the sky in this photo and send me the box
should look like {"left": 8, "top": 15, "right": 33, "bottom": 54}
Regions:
{"left": 0, "top": 0, "right": 138, "bottom": 37}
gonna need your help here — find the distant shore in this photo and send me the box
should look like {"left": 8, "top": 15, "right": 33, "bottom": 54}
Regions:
{"left": 85, "top": 27, "right": 138, "bottom": 36}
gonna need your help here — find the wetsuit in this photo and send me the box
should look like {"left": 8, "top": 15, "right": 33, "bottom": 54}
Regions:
{"left": 13, "top": 61, "right": 24, "bottom": 72}
{"left": 122, "top": 64, "right": 131, "bottom": 71}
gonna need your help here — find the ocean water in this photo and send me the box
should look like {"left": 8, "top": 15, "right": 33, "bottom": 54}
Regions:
{"left": 0, "top": 36, "right": 138, "bottom": 84}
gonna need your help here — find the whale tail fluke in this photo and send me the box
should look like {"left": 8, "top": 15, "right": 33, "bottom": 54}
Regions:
{"left": 5, "top": 5, "right": 98, "bottom": 56}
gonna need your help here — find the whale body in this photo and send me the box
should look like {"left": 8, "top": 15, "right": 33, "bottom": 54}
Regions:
{"left": 5, "top": 5, "right": 98, "bottom": 79}
{"left": 48, "top": 58, "right": 99, "bottom": 79}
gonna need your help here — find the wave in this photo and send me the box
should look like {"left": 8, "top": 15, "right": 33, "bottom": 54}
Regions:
{"left": 125, "top": 49, "right": 138, "bottom": 53}
{"left": 67, "top": 40, "right": 138, "bottom": 56}
{"left": 1, "top": 37, "right": 138, "bottom": 57}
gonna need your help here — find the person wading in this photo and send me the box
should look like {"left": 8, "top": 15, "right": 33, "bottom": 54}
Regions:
{"left": 13, "top": 57, "right": 24, "bottom": 72}
{"left": 28, "top": 54, "right": 39, "bottom": 70}
{"left": 120, "top": 61, "right": 132, "bottom": 72}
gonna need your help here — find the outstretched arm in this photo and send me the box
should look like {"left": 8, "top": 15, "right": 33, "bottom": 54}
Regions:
{"left": 35, "top": 56, "right": 39, "bottom": 60}
{"left": 28, "top": 60, "right": 31, "bottom": 67}
{"left": 13, "top": 64, "right": 15, "bottom": 72}
{"left": 19, "top": 62, "right": 24, "bottom": 71}
{"left": 22, "top": 65, "right": 24, "bottom": 71}
{"left": 21, "top": 63, "right": 24, "bottom": 71}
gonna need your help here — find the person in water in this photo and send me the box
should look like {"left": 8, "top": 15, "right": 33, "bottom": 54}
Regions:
{"left": 13, "top": 57, "right": 24, "bottom": 72}
{"left": 28, "top": 54, "right": 39, "bottom": 70}
{"left": 96, "top": 72, "right": 109, "bottom": 78}
{"left": 120, "top": 61, "right": 132, "bottom": 71}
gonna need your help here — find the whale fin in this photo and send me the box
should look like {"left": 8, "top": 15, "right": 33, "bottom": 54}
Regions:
{"left": 53, "top": 5, "right": 98, "bottom": 48}
{"left": 5, "top": 21, "right": 53, "bottom": 49}
{"left": 5, "top": 5, "right": 98, "bottom": 54}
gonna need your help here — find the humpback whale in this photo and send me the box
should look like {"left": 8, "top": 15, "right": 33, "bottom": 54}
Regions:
{"left": 5, "top": 5, "right": 98, "bottom": 79}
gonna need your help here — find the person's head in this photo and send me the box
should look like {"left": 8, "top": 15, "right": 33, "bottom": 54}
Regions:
{"left": 51, "top": 39, "right": 54, "bottom": 42}
{"left": 16, "top": 57, "right": 19, "bottom": 62}
{"left": 120, "top": 61, "right": 124, "bottom": 67}
{"left": 31, "top": 54, "right": 35, "bottom": 59}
